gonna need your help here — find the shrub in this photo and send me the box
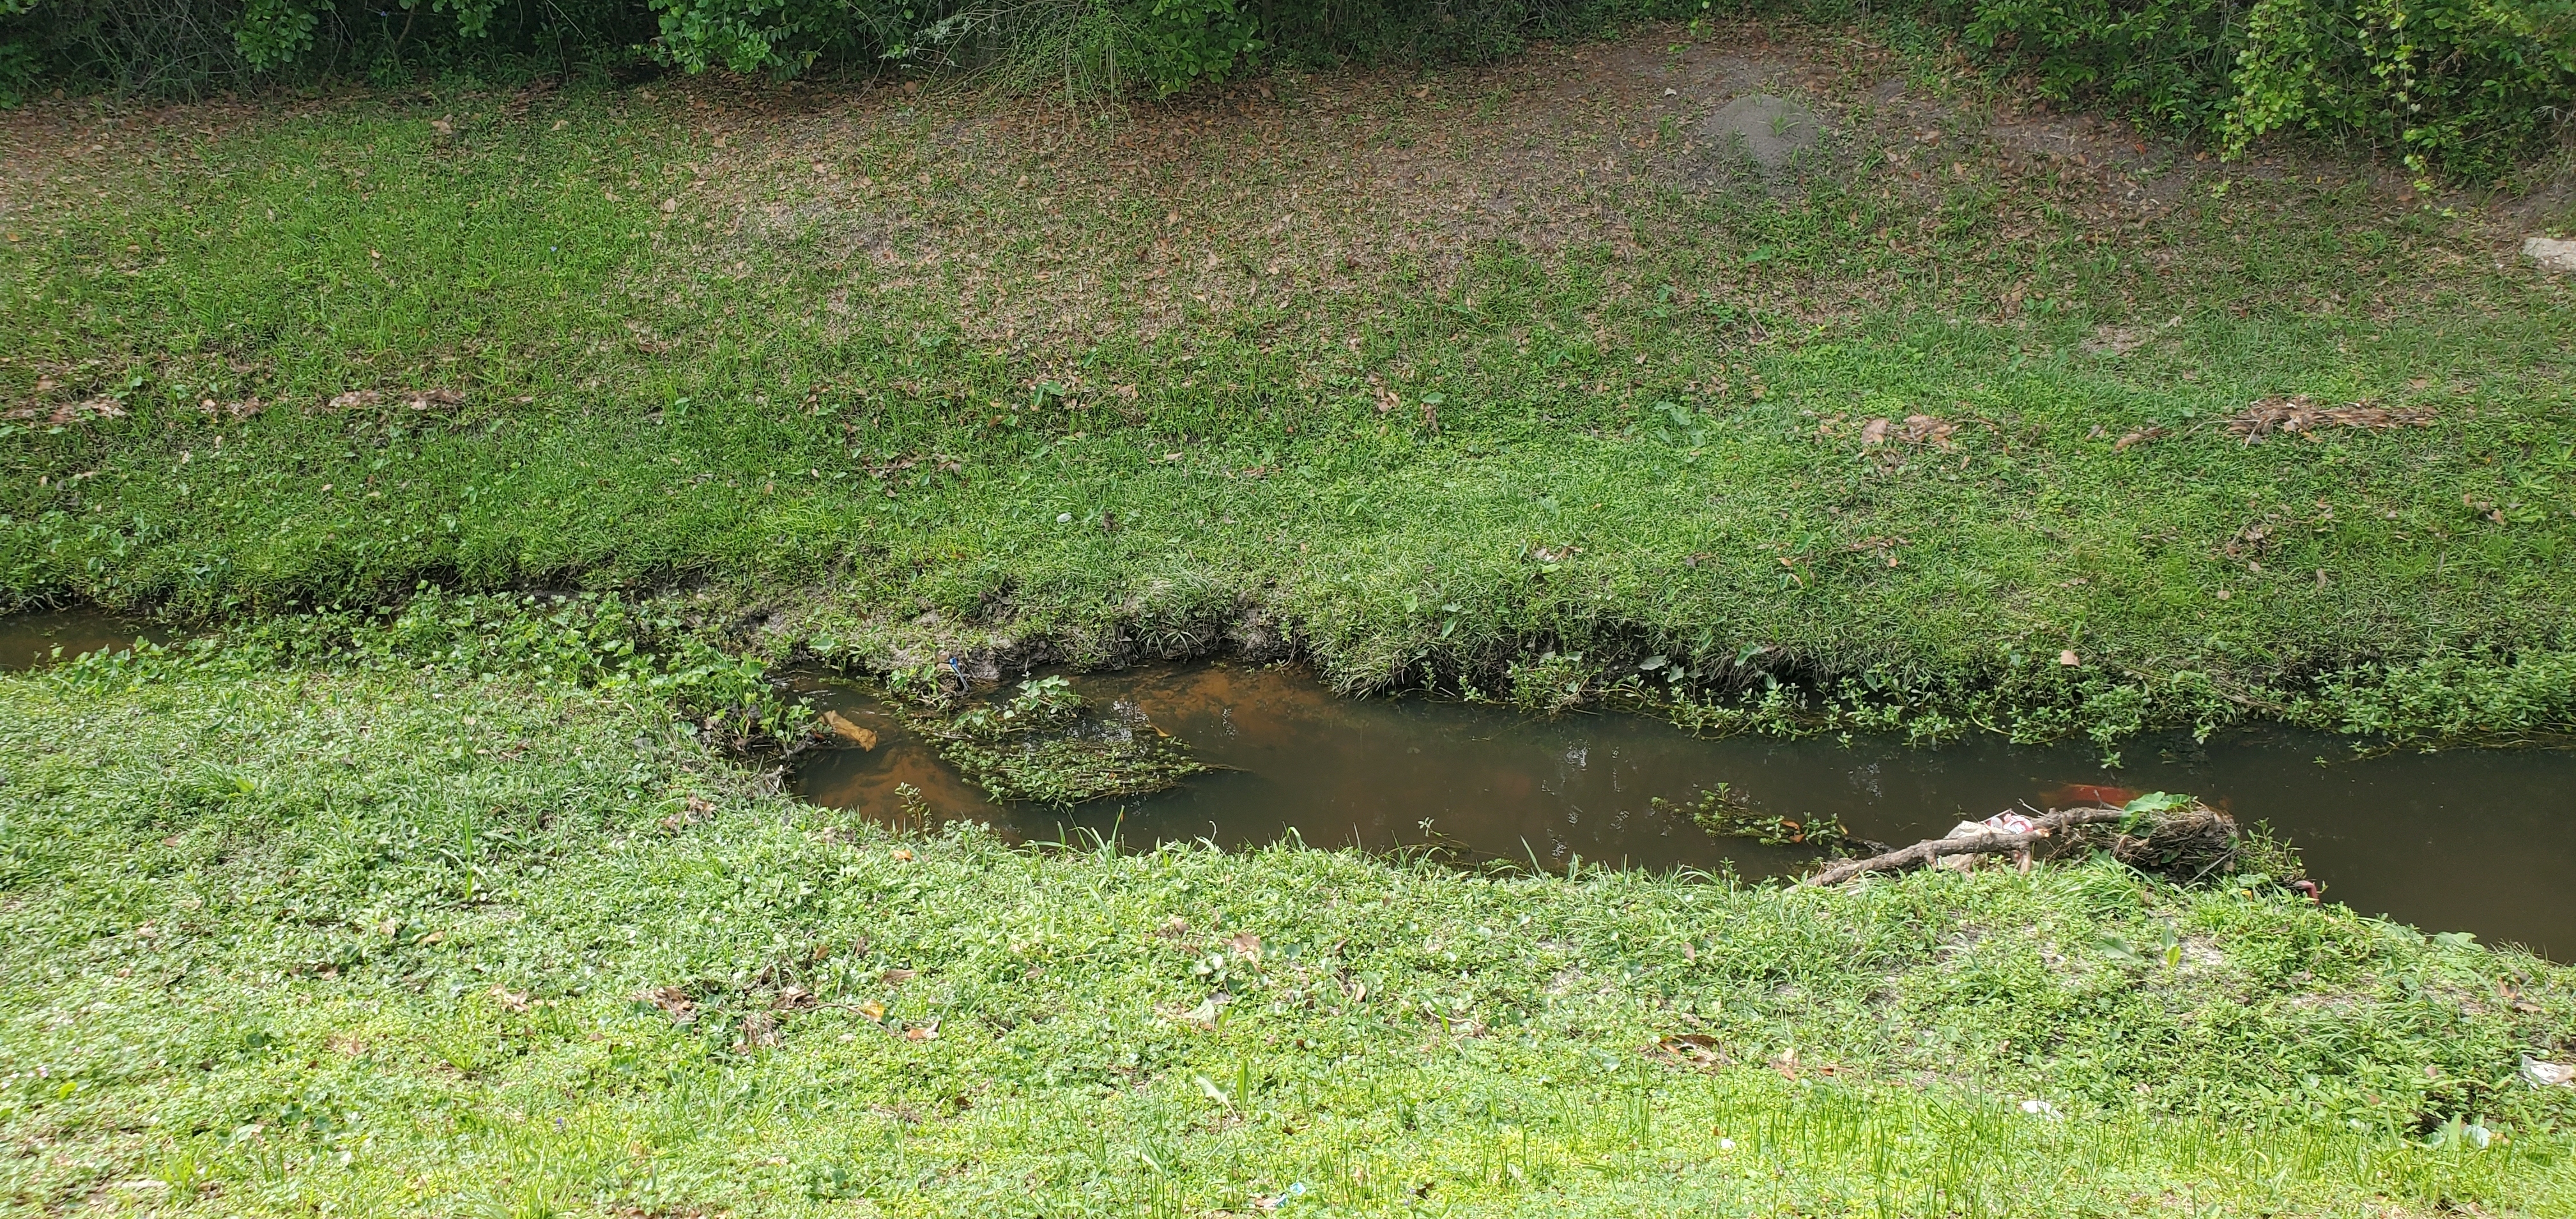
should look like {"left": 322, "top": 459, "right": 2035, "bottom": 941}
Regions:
{"left": 0, "top": 0, "right": 2566, "bottom": 176}
{"left": 2226, "top": 0, "right": 2576, "bottom": 181}
{"left": 1956, "top": 0, "right": 2575, "bottom": 180}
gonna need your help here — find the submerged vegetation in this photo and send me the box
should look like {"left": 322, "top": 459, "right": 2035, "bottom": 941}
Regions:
{"left": 3, "top": 629, "right": 2575, "bottom": 1213}
{"left": 907, "top": 674, "right": 1211, "bottom": 804}
{"left": 1655, "top": 783, "right": 1867, "bottom": 849}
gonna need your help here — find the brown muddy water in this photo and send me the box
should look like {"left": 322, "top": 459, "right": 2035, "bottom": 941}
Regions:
{"left": 0, "top": 610, "right": 157, "bottom": 671}
{"left": 791, "top": 664, "right": 2576, "bottom": 959}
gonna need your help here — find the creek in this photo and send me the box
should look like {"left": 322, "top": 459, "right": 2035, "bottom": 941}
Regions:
{"left": 791, "top": 663, "right": 2576, "bottom": 958}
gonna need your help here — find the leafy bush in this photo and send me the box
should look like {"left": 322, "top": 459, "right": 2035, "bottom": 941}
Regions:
{"left": 1952, "top": 0, "right": 2246, "bottom": 132}
{"left": 0, "top": 0, "right": 2566, "bottom": 174}
{"left": 0, "top": 0, "right": 652, "bottom": 93}
{"left": 1956, "top": 0, "right": 2576, "bottom": 180}
{"left": 2227, "top": 0, "right": 2576, "bottom": 180}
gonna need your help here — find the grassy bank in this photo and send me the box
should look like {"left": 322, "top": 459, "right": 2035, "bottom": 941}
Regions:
{"left": 6, "top": 25, "right": 2576, "bottom": 742}
{"left": 5, "top": 632, "right": 2575, "bottom": 1215}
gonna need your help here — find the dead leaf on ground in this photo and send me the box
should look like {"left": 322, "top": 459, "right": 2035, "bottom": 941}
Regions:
{"left": 197, "top": 397, "right": 264, "bottom": 420}
{"left": 2228, "top": 395, "right": 2434, "bottom": 442}
{"left": 641, "top": 985, "right": 696, "bottom": 1025}
{"left": 2113, "top": 425, "right": 2166, "bottom": 452}
{"left": 903, "top": 1018, "right": 940, "bottom": 1042}
{"left": 819, "top": 710, "right": 878, "bottom": 749}
{"left": 1161, "top": 995, "right": 1227, "bottom": 1030}
{"left": 1859, "top": 414, "right": 1956, "bottom": 450}
{"left": 855, "top": 999, "right": 887, "bottom": 1022}
{"left": 489, "top": 985, "right": 532, "bottom": 1013}
{"left": 773, "top": 986, "right": 816, "bottom": 1011}
{"left": 1843, "top": 535, "right": 1909, "bottom": 567}
{"left": 736, "top": 1010, "right": 780, "bottom": 1050}
{"left": 881, "top": 967, "right": 918, "bottom": 985}
{"left": 2083, "top": 325, "right": 2152, "bottom": 355}
{"left": 6, "top": 396, "right": 128, "bottom": 425}
{"left": 1225, "top": 931, "right": 1262, "bottom": 962}
{"left": 1653, "top": 1032, "right": 1728, "bottom": 1069}
{"left": 2221, "top": 522, "right": 2275, "bottom": 559}
{"left": 325, "top": 388, "right": 463, "bottom": 414}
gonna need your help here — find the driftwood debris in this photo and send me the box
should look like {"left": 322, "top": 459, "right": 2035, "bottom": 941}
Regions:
{"left": 1805, "top": 800, "right": 2243, "bottom": 886}
{"left": 1806, "top": 807, "right": 2128, "bottom": 885}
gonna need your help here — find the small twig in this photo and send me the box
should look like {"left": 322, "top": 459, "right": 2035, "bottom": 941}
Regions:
{"left": 1804, "top": 807, "right": 2128, "bottom": 886}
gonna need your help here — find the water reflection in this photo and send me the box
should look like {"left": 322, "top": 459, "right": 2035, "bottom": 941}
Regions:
{"left": 0, "top": 610, "right": 156, "bottom": 671}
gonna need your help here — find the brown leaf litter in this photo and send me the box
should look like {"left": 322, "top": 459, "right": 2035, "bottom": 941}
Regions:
{"left": 2113, "top": 424, "right": 2166, "bottom": 451}
{"left": 323, "top": 388, "right": 464, "bottom": 413}
{"left": 1650, "top": 1032, "right": 1729, "bottom": 1070}
{"left": 2227, "top": 395, "right": 2435, "bottom": 442}
{"left": 1859, "top": 413, "right": 1957, "bottom": 448}
{"left": 5, "top": 397, "right": 126, "bottom": 425}
{"left": 641, "top": 985, "right": 698, "bottom": 1024}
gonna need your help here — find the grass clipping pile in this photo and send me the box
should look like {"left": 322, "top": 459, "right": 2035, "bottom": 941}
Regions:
{"left": 907, "top": 676, "right": 1208, "bottom": 806}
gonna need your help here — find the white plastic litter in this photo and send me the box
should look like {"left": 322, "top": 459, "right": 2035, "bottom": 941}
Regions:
{"left": 2520, "top": 1057, "right": 2575, "bottom": 1088}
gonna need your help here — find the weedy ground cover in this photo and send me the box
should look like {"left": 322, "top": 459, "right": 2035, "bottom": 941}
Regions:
{"left": 3, "top": 627, "right": 2573, "bottom": 1215}
{"left": 4, "top": 24, "right": 2575, "bottom": 742}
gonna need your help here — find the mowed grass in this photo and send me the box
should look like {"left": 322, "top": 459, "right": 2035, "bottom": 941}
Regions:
{"left": 4, "top": 633, "right": 2575, "bottom": 1215}
{"left": 4, "top": 25, "right": 2575, "bottom": 738}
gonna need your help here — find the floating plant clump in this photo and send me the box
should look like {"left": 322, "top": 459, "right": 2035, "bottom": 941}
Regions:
{"left": 914, "top": 676, "right": 1210, "bottom": 806}
{"left": 1654, "top": 783, "right": 1870, "bottom": 852}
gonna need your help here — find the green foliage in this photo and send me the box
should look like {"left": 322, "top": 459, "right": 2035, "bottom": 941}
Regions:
{"left": 1127, "top": 0, "right": 1259, "bottom": 93}
{"left": 1953, "top": 0, "right": 2575, "bottom": 178}
{"left": 2288, "top": 646, "right": 2576, "bottom": 740}
{"left": 1958, "top": 0, "right": 2246, "bottom": 130}
{"left": 915, "top": 675, "right": 1210, "bottom": 803}
{"left": 1653, "top": 783, "right": 1861, "bottom": 848}
{"left": 43, "top": 588, "right": 805, "bottom": 737}
{"left": 2225, "top": 0, "right": 2576, "bottom": 180}
{"left": 1, "top": 0, "right": 654, "bottom": 93}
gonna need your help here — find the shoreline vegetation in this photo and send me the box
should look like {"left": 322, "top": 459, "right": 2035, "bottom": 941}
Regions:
{"left": 5, "top": 13, "right": 2576, "bottom": 1213}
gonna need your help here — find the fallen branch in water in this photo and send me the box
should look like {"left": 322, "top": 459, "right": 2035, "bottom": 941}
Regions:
{"left": 1805, "top": 806, "right": 2129, "bottom": 886}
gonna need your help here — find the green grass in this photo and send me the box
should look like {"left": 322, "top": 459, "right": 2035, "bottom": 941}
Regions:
{"left": 5, "top": 631, "right": 2575, "bottom": 1215}
{"left": 6, "top": 29, "right": 2576, "bottom": 739}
